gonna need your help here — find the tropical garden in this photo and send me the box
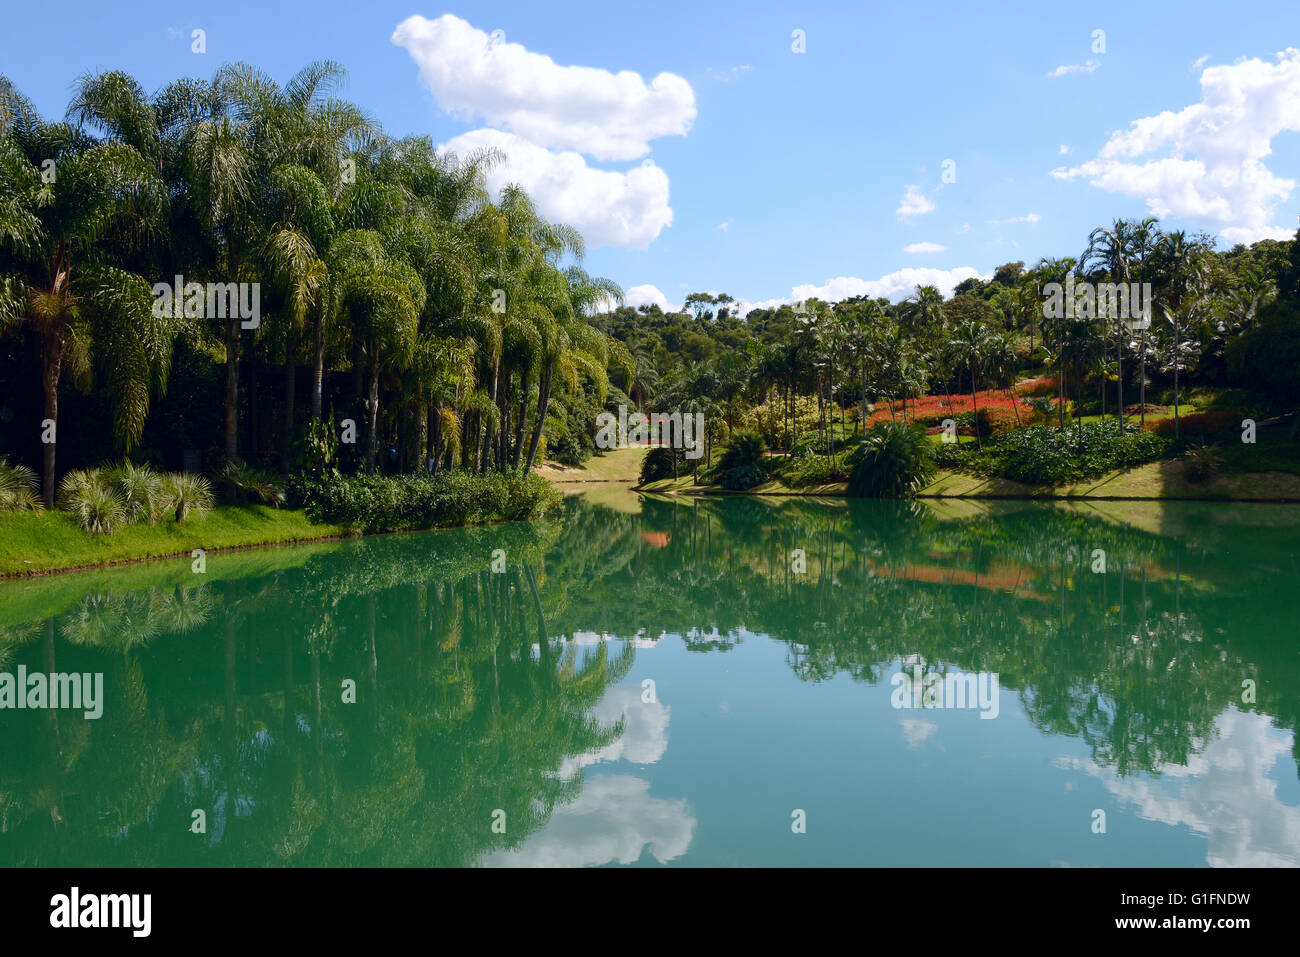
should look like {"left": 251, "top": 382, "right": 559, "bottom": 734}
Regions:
{"left": 0, "top": 61, "right": 641, "bottom": 555}
{"left": 4, "top": 63, "right": 1300, "bottom": 577}
{"left": 611, "top": 221, "right": 1300, "bottom": 497}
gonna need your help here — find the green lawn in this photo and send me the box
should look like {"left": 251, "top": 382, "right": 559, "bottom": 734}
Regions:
{"left": 536, "top": 445, "right": 647, "bottom": 483}
{"left": 0, "top": 505, "right": 345, "bottom": 577}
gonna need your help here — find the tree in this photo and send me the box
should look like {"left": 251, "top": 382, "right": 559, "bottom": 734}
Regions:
{"left": 948, "top": 318, "right": 995, "bottom": 450}
{"left": 0, "top": 77, "right": 177, "bottom": 505}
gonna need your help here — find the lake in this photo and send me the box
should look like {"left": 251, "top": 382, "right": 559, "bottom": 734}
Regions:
{"left": 1, "top": 490, "right": 1298, "bottom": 867}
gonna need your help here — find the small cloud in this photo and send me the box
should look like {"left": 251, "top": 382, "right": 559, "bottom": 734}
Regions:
{"left": 1047, "top": 60, "right": 1100, "bottom": 78}
{"left": 896, "top": 184, "right": 936, "bottom": 218}
{"left": 622, "top": 283, "right": 681, "bottom": 313}
{"left": 716, "top": 220, "right": 731, "bottom": 231}
{"left": 1059, "top": 144, "right": 1072, "bottom": 155}
{"left": 989, "top": 213, "right": 1041, "bottom": 225}
{"left": 1190, "top": 54, "right": 1210, "bottom": 72}
{"left": 957, "top": 222, "right": 971, "bottom": 234}
{"left": 904, "top": 241, "right": 947, "bottom": 254}
{"left": 706, "top": 65, "right": 752, "bottom": 83}
{"left": 901, "top": 719, "right": 939, "bottom": 748}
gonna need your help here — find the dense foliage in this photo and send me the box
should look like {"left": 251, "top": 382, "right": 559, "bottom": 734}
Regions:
{"left": 0, "top": 63, "right": 630, "bottom": 516}
{"left": 293, "top": 469, "right": 560, "bottom": 532}
{"left": 936, "top": 421, "right": 1170, "bottom": 484}
{"left": 846, "top": 422, "right": 936, "bottom": 498}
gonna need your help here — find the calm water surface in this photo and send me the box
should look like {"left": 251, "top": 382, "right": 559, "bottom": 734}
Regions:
{"left": 1, "top": 491, "right": 1298, "bottom": 867}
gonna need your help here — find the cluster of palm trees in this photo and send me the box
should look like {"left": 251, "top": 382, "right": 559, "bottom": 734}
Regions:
{"left": 640, "top": 216, "right": 1278, "bottom": 458}
{"left": 0, "top": 62, "right": 628, "bottom": 507}
{"left": 651, "top": 287, "right": 1023, "bottom": 458}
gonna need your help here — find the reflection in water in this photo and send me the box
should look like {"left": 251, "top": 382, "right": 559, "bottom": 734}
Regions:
{"left": 1059, "top": 709, "right": 1300, "bottom": 866}
{"left": 0, "top": 492, "right": 1297, "bottom": 866}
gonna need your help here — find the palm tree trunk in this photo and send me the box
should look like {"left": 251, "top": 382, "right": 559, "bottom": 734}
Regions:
{"left": 225, "top": 316, "right": 239, "bottom": 464}
{"left": 311, "top": 314, "right": 326, "bottom": 421}
{"left": 282, "top": 337, "right": 296, "bottom": 477}
{"left": 366, "top": 361, "right": 379, "bottom": 473}
{"left": 970, "top": 361, "right": 982, "bottom": 451}
{"left": 512, "top": 370, "right": 530, "bottom": 468}
{"left": 522, "top": 366, "right": 553, "bottom": 476}
{"left": 1116, "top": 322, "right": 1124, "bottom": 427}
{"left": 41, "top": 333, "right": 65, "bottom": 508}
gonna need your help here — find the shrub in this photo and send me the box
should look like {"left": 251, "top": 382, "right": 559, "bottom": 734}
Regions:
{"left": 1154, "top": 410, "right": 1240, "bottom": 442}
{"left": 721, "top": 465, "right": 766, "bottom": 491}
{"left": 946, "top": 421, "right": 1170, "bottom": 484}
{"left": 58, "top": 470, "right": 127, "bottom": 534}
{"left": 295, "top": 469, "right": 560, "bottom": 532}
{"left": 104, "top": 460, "right": 164, "bottom": 524}
{"left": 640, "top": 446, "right": 689, "bottom": 483}
{"left": 0, "top": 456, "right": 41, "bottom": 512}
{"left": 1016, "top": 377, "right": 1058, "bottom": 397}
{"left": 294, "top": 418, "right": 340, "bottom": 478}
{"left": 1182, "top": 442, "right": 1224, "bottom": 485}
{"left": 847, "top": 422, "right": 936, "bottom": 498}
{"left": 220, "top": 460, "right": 285, "bottom": 507}
{"left": 718, "top": 430, "right": 767, "bottom": 472}
{"left": 163, "top": 472, "right": 215, "bottom": 525}
{"left": 777, "top": 453, "right": 846, "bottom": 488}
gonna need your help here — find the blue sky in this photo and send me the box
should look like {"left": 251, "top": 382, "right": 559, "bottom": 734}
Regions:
{"left": 4, "top": 0, "right": 1299, "bottom": 312}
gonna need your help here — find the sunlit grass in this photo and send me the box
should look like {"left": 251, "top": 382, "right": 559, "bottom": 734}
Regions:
{"left": 0, "top": 505, "right": 343, "bottom": 577}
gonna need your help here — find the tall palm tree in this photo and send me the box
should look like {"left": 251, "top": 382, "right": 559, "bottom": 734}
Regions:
{"left": 1083, "top": 219, "right": 1135, "bottom": 425}
{"left": 0, "top": 77, "right": 176, "bottom": 505}
{"left": 949, "top": 318, "right": 995, "bottom": 450}
{"left": 1035, "top": 256, "right": 1076, "bottom": 430}
{"left": 1156, "top": 231, "right": 1206, "bottom": 441}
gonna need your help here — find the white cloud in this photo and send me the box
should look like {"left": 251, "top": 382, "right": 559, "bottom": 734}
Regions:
{"left": 479, "top": 775, "right": 697, "bottom": 867}
{"left": 896, "top": 184, "right": 936, "bottom": 218}
{"left": 901, "top": 719, "right": 939, "bottom": 747}
{"left": 716, "top": 220, "right": 731, "bottom": 231}
{"left": 1057, "top": 709, "right": 1300, "bottom": 867}
{"left": 1047, "top": 60, "right": 1100, "bottom": 78}
{"left": 556, "top": 685, "right": 671, "bottom": 778}
{"left": 1191, "top": 54, "right": 1211, "bottom": 72}
{"left": 989, "top": 213, "right": 1041, "bottom": 225}
{"left": 440, "top": 129, "right": 672, "bottom": 249}
{"left": 904, "top": 241, "right": 947, "bottom": 254}
{"left": 1052, "top": 48, "right": 1300, "bottom": 243}
{"left": 621, "top": 283, "right": 681, "bottom": 313}
{"left": 739, "top": 266, "right": 989, "bottom": 314}
{"left": 1059, "top": 144, "right": 1072, "bottom": 155}
{"left": 393, "top": 14, "right": 696, "bottom": 161}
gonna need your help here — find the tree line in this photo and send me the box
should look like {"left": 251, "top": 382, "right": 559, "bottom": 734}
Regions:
{"left": 0, "top": 62, "right": 629, "bottom": 507}
{"left": 595, "top": 221, "right": 1300, "bottom": 460}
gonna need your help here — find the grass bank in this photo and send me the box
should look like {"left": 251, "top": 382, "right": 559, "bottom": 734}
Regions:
{"left": 0, "top": 505, "right": 347, "bottom": 578}
{"left": 535, "top": 446, "right": 647, "bottom": 483}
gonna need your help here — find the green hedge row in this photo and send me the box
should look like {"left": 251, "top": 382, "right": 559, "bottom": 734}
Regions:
{"left": 292, "top": 469, "right": 561, "bottom": 532}
{"left": 935, "top": 420, "right": 1170, "bottom": 484}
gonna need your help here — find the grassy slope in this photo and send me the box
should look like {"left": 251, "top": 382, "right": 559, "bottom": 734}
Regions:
{"left": 535, "top": 446, "right": 647, "bottom": 482}
{"left": 0, "top": 505, "right": 345, "bottom": 577}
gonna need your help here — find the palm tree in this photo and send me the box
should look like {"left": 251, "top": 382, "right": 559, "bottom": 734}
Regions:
{"left": 949, "top": 318, "right": 994, "bottom": 449}
{"left": 1035, "top": 256, "right": 1076, "bottom": 430}
{"left": 1157, "top": 231, "right": 1206, "bottom": 441}
{"left": 1083, "top": 219, "right": 1135, "bottom": 425}
{"left": 0, "top": 77, "right": 176, "bottom": 505}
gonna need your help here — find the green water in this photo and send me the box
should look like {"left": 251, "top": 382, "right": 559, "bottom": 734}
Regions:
{"left": 1, "top": 491, "right": 1298, "bottom": 867}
